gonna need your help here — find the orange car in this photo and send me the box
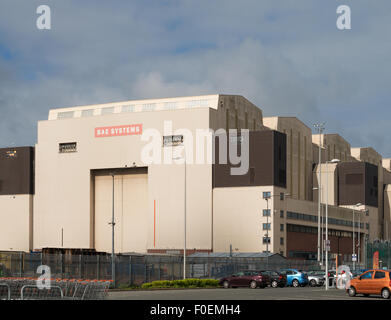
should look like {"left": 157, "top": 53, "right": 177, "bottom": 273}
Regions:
{"left": 347, "top": 269, "right": 391, "bottom": 299}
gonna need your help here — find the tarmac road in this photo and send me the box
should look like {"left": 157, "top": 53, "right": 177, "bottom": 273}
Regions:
{"left": 108, "top": 286, "right": 384, "bottom": 300}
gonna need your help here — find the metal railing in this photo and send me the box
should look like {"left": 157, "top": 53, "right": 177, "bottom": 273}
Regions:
{"left": 0, "top": 251, "right": 329, "bottom": 288}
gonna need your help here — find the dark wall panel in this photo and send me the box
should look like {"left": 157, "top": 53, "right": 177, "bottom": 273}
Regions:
{"left": 337, "top": 162, "right": 378, "bottom": 207}
{"left": 213, "top": 130, "right": 286, "bottom": 188}
{"left": 273, "top": 130, "right": 287, "bottom": 188}
{"left": 365, "top": 162, "right": 378, "bottom": 207}
{"left": 0, "top": 147, "right": 34, "bottom": 195}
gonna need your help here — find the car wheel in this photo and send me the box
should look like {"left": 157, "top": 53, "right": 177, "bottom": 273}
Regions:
{"left": 381, "top": 288, "right": 390, "bottom": 299}
{"left": 292, "top": 279, "right": 299, "bottom": 288}
{"left": 348, "top": 286, "right": 356, "bottom": 297}
{"left": 271, "top": 280, "right": 278, "bottom": 288}
{"left": 310, "top": 279, "right": 317, "bottom": 287}
{"left": 250, "top": 280, "right": 258, "bottom": 289}
{"left": 223, "top": 281, "right": 230, "bottom": 289}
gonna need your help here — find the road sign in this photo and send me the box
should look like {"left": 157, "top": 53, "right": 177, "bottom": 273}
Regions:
{"left": 352, "top": 254, "right": 357, "bottom": 262}
{"left": 324, "top": 240, "right": 330, "bottom": 252}
{"left": 163, "top": 135, "right": 183, "bottom": 147}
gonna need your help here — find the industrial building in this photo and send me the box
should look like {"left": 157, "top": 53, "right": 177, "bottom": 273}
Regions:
{"left": 1, "top": 94, "right": 391, "bottom": 264}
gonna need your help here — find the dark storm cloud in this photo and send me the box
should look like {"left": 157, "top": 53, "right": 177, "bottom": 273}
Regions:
{"left": 0, "top": 0, "right": 390, "bottom": 157}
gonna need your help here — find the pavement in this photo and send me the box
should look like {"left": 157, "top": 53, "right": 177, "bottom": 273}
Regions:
{"left": 108, "top": 286, "right": 384, "bottom": 300}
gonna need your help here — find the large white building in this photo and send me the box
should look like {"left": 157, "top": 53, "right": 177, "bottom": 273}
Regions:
{"left": 1, "top": 94, "right": 391, "bottom": 263}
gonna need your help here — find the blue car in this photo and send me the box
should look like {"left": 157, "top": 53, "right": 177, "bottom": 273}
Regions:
{"left": 279, "top": 269, "right": 309, "bottom": 287}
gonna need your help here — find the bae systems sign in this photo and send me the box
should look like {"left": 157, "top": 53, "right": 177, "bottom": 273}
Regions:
{"left": 95, "top": 124, "right": 143, "bottom": 138}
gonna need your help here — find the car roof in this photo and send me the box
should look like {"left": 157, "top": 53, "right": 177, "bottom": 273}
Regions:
{"left": 362, "top": 269, "right": 391, "bottom": 272}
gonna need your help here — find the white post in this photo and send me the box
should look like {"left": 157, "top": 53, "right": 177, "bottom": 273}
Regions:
{"left": 184, "top": 147, "right": 187, "bottom": 280}
{"left": 111, "top": 173, "right": 115, "bottom": 287}
{"left": 353, "top": 208, "right": 355, "bottom": 271}
{"left": 325, "top": 161, "right": 329, "bottom": 290}
{"left": 318, "top": 131, "right": 322, "bottom": 263}
{"left": 358, "top": 211, "right": 361, "bottom": 266}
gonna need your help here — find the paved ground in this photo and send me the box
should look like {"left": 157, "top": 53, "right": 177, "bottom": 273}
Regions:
{"left": 108, "top": 286, "right": 384, "bottom": 300}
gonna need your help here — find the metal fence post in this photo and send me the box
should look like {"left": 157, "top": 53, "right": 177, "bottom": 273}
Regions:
{"left": 97, "top": 255, "right": 100, "bottom": 280}
{"left": 129, "top": 256, "right": 133, "bottom": 286}
{"left": 19, "top": 252, "right": 23, "bottom": 277}
{"left": 171, "top": 258, "right": 174, "bottom": 280}
{"left": 79, "top": 255, "right": 82, "bottom": 279}
{"left": 158, "top": 259, "right": 161, "bottom": 281}
{"left": 61, "top": 253, "right": 64, "bottom": 279}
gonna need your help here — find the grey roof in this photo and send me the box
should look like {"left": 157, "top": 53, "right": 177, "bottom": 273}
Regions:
{"left": 188, "top": 252, "right": 282, "bottom": 258}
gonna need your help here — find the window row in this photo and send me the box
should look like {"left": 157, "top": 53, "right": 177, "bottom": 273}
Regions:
{"left": 287, "top": 224, "right": 354, "bottom": 238}
{"left": 287, "top": 211, "right": 366, "bottom": 229}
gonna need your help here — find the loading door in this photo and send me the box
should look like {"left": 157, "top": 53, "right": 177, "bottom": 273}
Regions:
{"left": 94, "top": 169, "right": 148, "bottom": 253}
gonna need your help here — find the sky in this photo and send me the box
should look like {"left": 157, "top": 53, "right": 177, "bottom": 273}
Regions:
{"left": 0, "top": 1, "right": 390, "bottom": 156}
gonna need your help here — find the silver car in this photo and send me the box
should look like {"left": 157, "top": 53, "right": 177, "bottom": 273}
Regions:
{"left": 306, "top": 271, "right": 325, "bottom": 287}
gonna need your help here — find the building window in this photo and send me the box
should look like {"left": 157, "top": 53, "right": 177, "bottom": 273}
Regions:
{"left": 121, "top": 105, "right": 135, "bottom": 113}
{"left": 164, "top": 102, "right": 178, "bottom": 110}
{"left": 262, "top": 237, "right": 271, "bottom": 244}
{"left": 57, "top": 111, "right": 74, "bottom": 119}
{"left": 263, "top": 223, "right": 271, "bottom": 230}
{"left": 59, "top": 142, "right": 77, "bottom": 153}
{"left": 101, "top": 107, "right": 114, "bottom": 115}
{"left": 142, "top": 103, "right": 156, "bottom": 111}
{"left": 280, "top": 192, "right": 284, "bottom": 200}
{"left": 263, "top": 209, "right": 271, "bottom": 217}
{"left": 280, "top": 224, "right": 284, "bottom": 231}
{"left": 280, "top": 251, "right": 284, "bottom": 256}
{"left": 81, "top": 109, "right": 94, "bottom": 117}
{"left": 280, "top": 237, "right": 284, "bottom": 245}
{"left": 280, "top": 210, "right": 284, "bottom": 218}
{"left": 263, "top": 191, "right": 271, "bottom": 199}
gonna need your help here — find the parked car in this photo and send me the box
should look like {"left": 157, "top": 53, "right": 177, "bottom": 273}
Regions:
{"left": 279, "top": 269, "right": 309, "bottom": 287}
{"left": 347, "top": 269, "right": 391, "bottom": 299}
{"left": 219, "top": 270, "right": 271, "bottom": 289}
{"left": 259, "top": 270, "right": 287, "bottom": 288}
{"left": 306, "top": 271, "right": 325, "bottom": 287}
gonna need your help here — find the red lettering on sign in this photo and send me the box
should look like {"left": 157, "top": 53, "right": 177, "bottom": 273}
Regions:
{"left": 95, "top": 124, "right": 143, "bottom": 138}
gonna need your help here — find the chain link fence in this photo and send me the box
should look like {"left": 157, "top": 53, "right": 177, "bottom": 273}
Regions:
{"left": 0, "top": 251, "right": 333, "bottom": 288}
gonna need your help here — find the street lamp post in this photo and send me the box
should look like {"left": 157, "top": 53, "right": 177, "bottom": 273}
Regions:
{"left": 352, "top": 203, "right": 362, "bottom": 271}
{"left": 314, "top": 123, "right": 325, "bottom": 263}
{"left": 325, "top": 158, "right": 340, "bottom": 290}
{"left": 109, "top": 173, "right": 116, "bottom": 287}
{"left": 357, "top": 211, "right": 361, "bottom": 266}
{"left": 173, "top": 146, "right": 187, "bottom": 279}
{"left": 183, "top": 149, "right": 187, "bottom": 280}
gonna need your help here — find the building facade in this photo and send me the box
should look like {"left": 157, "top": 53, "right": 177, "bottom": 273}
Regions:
{"left": 1, "top": 94, "right": 391, "bottom": 264}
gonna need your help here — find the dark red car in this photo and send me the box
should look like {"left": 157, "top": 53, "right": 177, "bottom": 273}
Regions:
{"left": 219, "top": 270, "right": 271, "bottom": 289}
